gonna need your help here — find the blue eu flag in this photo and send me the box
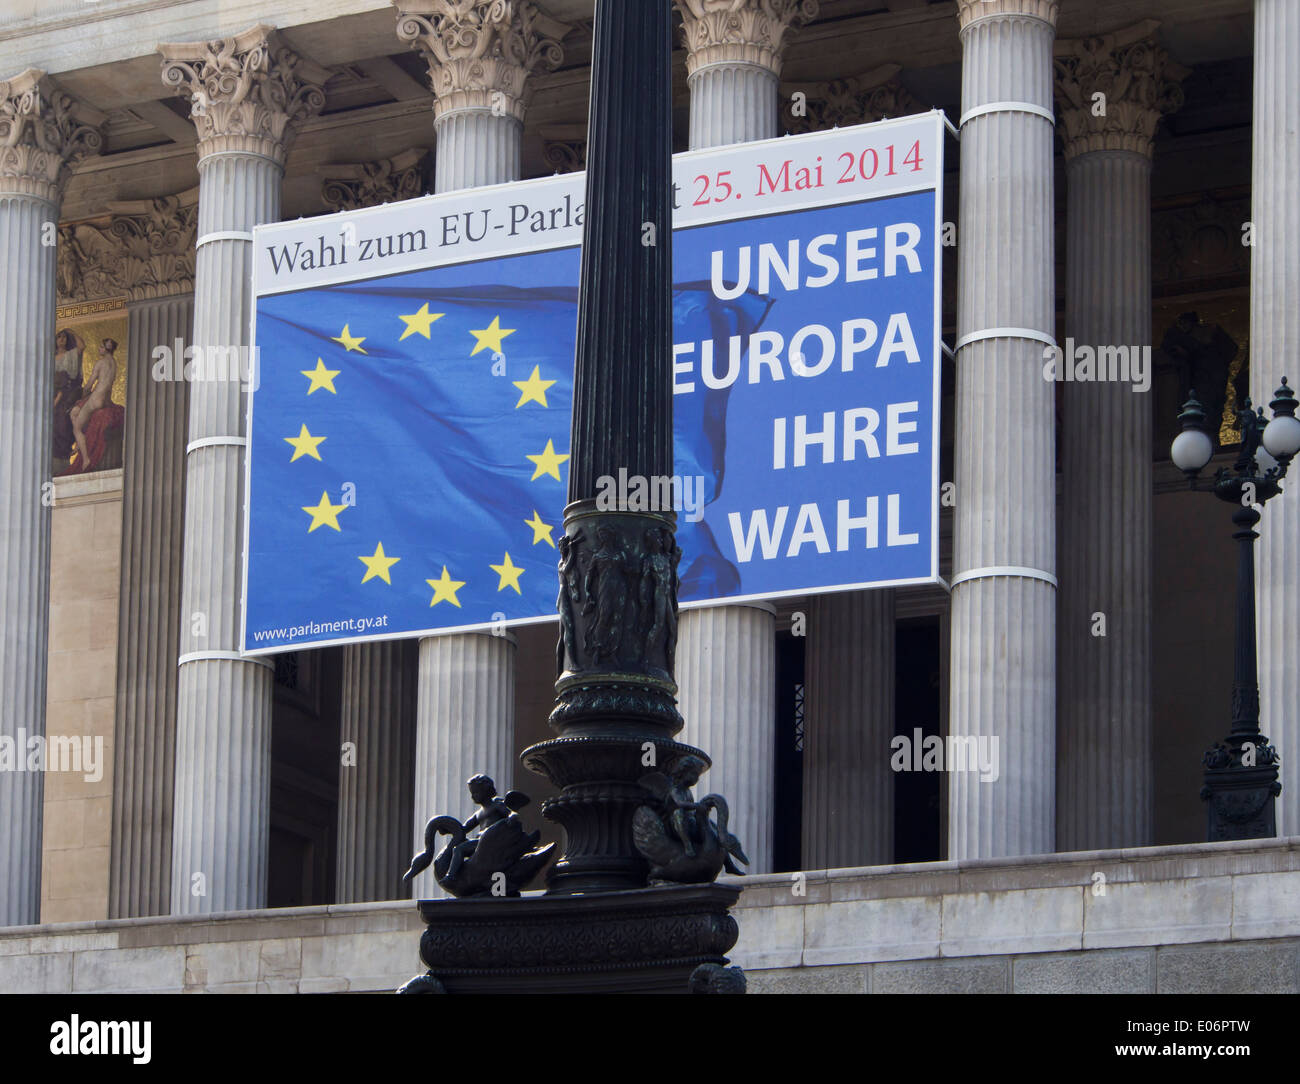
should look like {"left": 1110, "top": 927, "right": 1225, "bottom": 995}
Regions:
{"left": 244, "top": 245, "right": 771, "bottom": 651}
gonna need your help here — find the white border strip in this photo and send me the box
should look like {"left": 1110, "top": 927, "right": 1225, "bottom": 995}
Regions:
{"left": 197, "top": 230, "right": 254, "bottom": 249}
{"left": 959, "top": 101, "right": 1055, "bottom": 127}
{"left": 955, "top": 327, "right": 1057, "bottom": 352}
{"left": 179, "top": 650, "right": 275, "bottom": 669}
{"left": 951, "top": 565, "right": 1058, "bottom": 589}
{"left": 187, "top": 436, "right": 248, "bottom": 455}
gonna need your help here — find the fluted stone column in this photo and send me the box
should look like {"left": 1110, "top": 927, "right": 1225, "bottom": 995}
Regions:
{"left": 409, "top": 632, "right": 515, "bottom": 898}
{"left": 393, "top": 2, "right": 566, "bottom": 875}
{"left": 677, "top": 0, "right": 817, "bottom": 148}
{"left": 1250, "top": 0, "right": 1300, "bottom": 836}
{"left": 1054, "top": 25, "right": 1185, "bottom": 852}
{"left": 0, "top": 70, "right": 103, "bottom": 927}
{"left": 675, "top": 0, "right": 815, "bottom": 873}
{"left": 675, "top": 604, "right": 776, "bottom": 872}
{"left": 949, "top": 0, "right": 1059, "bottom": 860}
{"left": 159, "top": 27, "right": 327, "bottom": 914}
{"left": 337, "top": 640, "right": 418, "bottom": 902}
{"left": 108, "top": 193, "right": 197, "bottom": 916}
{"left": 801, "top": 591, "right": 895, "bottom": 868}
{"left": 394, "top": 0, "right": 569, "bottom": 193}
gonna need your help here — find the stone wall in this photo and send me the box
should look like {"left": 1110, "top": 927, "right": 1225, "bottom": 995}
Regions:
{"left": 40, "top": 471, "right": 122, "bottom": 924}
{"left": 2, "top": 837, "right": 1297, "bottom": 993}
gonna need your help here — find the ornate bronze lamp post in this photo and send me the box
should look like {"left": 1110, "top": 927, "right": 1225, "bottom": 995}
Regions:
{"left": 399, "top": 0, "right": 747, "bottom": 994}
{"left": 1171, "top": 379, "right": 1300, "bottom": 840}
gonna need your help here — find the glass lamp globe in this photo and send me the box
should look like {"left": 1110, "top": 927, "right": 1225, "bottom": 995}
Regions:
{"left": 1263, "top": 413, "right": 1300, "bottom": 459}
{"left": 1256, "top": 444, "right": 1279, "bottom": 474}
{"left": 1171, "top": 428, "right": 1214, "bottom": 474}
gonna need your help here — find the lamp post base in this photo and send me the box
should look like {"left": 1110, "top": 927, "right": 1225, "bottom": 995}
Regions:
{"left": 399, "top": 883, "right": 744, "bottom": 994}
{"left": 1202, "top": 759, "right": 1280, "bottom": 841}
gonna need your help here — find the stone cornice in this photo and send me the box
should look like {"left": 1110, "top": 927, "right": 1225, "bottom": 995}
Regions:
{"left": 158, "top": 24, "right": 331, "bottom": 164}
{"left": 0, "top": 69, "right": 105, "bottom": 203}
{"left": 675, "top": 0, "right": 818, "bottom": 79}
{"left": 957, "top": 0, "right": 1058, "bottom": 33}
{"left": 1054, "top": 21, "right": 1188, "bottom": 163}
{"left": 393, "top": 1, "right": 571, "bottom": 124}
{"left": 57, "top": 187, "right": 198, "bottom": 306}
{"left": 782, "top": 64, "right": 923, "bottom": 134}
{"left": 321, "top": 148, "right": 428, "bottom": 211}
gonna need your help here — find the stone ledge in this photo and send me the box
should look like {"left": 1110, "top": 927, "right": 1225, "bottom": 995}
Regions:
{"left": 52, "top": 469, "right": 123, "bottom": 506}
{"left": 0, "top": 839, "right": 1296, "bottom": 992}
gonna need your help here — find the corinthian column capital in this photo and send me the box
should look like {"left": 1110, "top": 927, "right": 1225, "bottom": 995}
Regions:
{"left": 56, "top": 190, "right": 199, "bottom": 306}
{"left": 0, "top": 69, "right": 104, "bottom": 203}
{"left": 321, "top": 149, "right": 427, "bottom": 211}
{"left": 1054, "top": 20, "right": 1188, "bottom": 162}
{"left": 393, "top": 0, "right": 570, "bottom": 123}
{"left": 675, "top": 0, "right": 817, "bottom": 78}
{"left": 783, "top": 63, "right": 923, "bottom": 134}
{"left": 108, "top": 189, "right": 200, "bottom": 301}
{"left": 957, "top": 0, "right": 1059, "bottom": 32}
{"left": 158, "top": 24, "right": 331, "bottom": 164}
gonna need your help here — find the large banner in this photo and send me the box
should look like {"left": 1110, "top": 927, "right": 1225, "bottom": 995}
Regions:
{"left": 242, "top": 112, "right": 944, "bottom": 653}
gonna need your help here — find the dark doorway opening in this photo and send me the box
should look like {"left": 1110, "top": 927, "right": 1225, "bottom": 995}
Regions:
{"left": 894, "top": 618, "right": 942, "bottom": 863}
{"left": 773, "top": 629, "right": 806, "bottom": 872}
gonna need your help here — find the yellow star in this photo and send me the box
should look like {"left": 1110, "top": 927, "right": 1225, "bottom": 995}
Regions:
{"left": 301, "top": 358, "right": 340, "bottom": 395}
{"left": 358, "top": 542, "right": 400, "bottom": 585}
{"left": 525, "top": 510, "right": 555, "bottom": 548}
{"left": 469, "top": 316, "right": 515, "bottom": 357}
{"left": 284, "top": 423, "right": 326, "bottom": 463}
{"left": 526, "top": 439, "right": 570, "bottom": 482}
{"left": 332, "top": 324, "right": 367, "bottom": 353}
{"left": 398, "top": 302, "right": 445, "bottom": 341}
{"left": 490, "top": 552, "right": 525, "bottom": 595}
{"left": 426, "top": 566, "right": 465, "bottom": 608}
{"left": 513, "top": 365, "right": 557, "bottom": 408}
{"left": 302, "top": 491, "right": 347, "bottom": 533}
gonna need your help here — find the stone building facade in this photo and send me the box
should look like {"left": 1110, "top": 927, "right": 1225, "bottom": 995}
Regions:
{"left": 0, "top": 0, "right": 1297, "bottom": 992}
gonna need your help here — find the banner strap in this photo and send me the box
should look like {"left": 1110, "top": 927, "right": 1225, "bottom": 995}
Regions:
{"left": 955, "top": 327, "right": 1057, "bottom": 352}
{"left": 187, "top": 436, "right": 248, "bottom": 455}
{"left": 959, "top": 101, "right": 1056, "bottom": 127}
{"left": 179, "top": 650, "right": 275, "bottom": 670}
{"left": 196, "top": 230, "right": 254, "bottom": 249}
{"left": 951, "top": 565, "right": 1058, "bottom": 589}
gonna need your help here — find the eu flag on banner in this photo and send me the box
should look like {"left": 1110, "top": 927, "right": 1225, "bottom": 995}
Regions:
{"left": 244, "top": 247, "right": 773, "bottom": 651}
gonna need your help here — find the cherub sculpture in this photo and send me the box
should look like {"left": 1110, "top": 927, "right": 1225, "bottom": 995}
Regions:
{"left": 402, "top": 774, "right": 555, "bottom": 898}
{"left": 632, "top": 755, "right": 749, "bottom": 885}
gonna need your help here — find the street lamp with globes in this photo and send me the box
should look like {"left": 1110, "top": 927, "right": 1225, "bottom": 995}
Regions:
{"left": 1171, "top": 378, "right": 1300, "bottom": 840}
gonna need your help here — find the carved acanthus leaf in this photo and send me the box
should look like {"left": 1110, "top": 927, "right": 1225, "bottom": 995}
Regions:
{"left": 0, "top": 69, "right": 105, "bottom": 202}
{"left": 675, "top": 0, "right": 818, "bottom": 78}
{"left": 57, "top": 188, "right": 198, "bottom": 305}
{"left": 393, "top": 1, "right": 570, "bottom": 122}
{"left": 1055, "top": 20, "right": 1187, "bottom": 161}
{"left": 321, "top": 149, "right": 429, "bottom": 211}
{"left": 158, "top": 24, "right": 331, "bottom": 163}
{"left": 783, "top": 64, "right": 922, "bottom": 134}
